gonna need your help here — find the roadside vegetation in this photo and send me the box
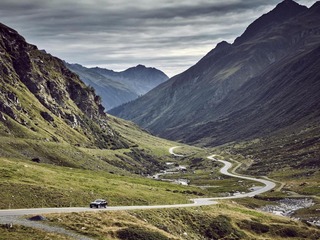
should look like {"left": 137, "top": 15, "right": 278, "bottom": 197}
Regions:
{"left": 0, "top": 156, "right": 208, "bottom": 209}
{"left": 40, "top": 203, "right": 320, "bottom": 239}
{"left": 211, "top": 133, "right": 320, "bottom": 223}
{"left": 0, "top": 224, "right": 72, "bottom": 240}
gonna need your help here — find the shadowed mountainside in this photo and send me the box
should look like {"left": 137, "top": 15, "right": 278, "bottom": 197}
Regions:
{"left": 66, "top": 63, "right": 168, "bottom": 110}
{"left": 110, "top": 0, "right": 320, "bottom": 148}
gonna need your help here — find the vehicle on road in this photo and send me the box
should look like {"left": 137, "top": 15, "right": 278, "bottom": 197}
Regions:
{"left": 89, "top": 199, "right": 108, "bottom": 208}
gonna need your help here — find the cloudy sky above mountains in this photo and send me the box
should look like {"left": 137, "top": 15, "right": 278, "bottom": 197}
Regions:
{"left": 0, "top": 0, "right": 317, "bottom": 76}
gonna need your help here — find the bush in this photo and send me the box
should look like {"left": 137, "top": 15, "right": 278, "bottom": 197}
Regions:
{"left": 204, "top": 215, "right": 245, "bottom": 240}
{"left": 117, "top": 226, "right": 169, "bottom": 240}
{"left": 237, "top": 220, "right": 269, "bottom": 234}
{"left": 274, "top": 226, "right": 298, "bottom": 238}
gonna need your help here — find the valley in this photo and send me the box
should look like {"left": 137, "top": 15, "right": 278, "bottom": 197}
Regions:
{"left": 2, "top": 147, "right": 319, "bottom": 239}
{"left": 0, "top": 0, "right": 319, "bottom": 239}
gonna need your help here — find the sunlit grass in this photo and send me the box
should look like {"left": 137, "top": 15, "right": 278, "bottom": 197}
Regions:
{"left": 45, "top": 202, "right": 320, "bottom": 240}
{"left": 0, "top": 157, "right": 206, "bottom": 209}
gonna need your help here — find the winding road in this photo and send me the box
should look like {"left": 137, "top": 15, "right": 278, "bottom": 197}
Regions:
{"left": 169, "top": 146, "right": 184, "bottom": 157}
{"left": 0, "top": 147, "right": 275, "bottom": 217}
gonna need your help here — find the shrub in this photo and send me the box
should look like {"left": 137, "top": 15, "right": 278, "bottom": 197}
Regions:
{"left": 204, "top": 215, "right": 245, "bottom": 240}
{"left": 117, "top": 226, "right": 169, "bottom": 240}
{"left": 237, "top": 220, "right": 269, "bottom": 234}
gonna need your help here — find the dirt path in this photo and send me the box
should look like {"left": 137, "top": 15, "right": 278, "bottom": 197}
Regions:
{"left": 0, "top": 216, "right": 93, "bottom": 240}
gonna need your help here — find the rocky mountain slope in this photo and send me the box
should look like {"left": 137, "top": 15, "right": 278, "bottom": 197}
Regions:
{"left": 0, "top": 22, "right": 128, "bottom": 150}
{"left": 66, "top": 63, "right": 168, "bottom": 110}
{"left": 110, "top": 0, "right": 320, "bottom": 147}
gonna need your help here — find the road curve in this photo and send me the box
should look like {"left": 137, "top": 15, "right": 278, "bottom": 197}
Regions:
{"left": 0, "top": 148, "right": 275, "bottom": 217}
{"left": 169, "top": 146, "right": 184, "bottom": 157}
{"left": 206, "top": 155, "right": 276, "bottom": 198}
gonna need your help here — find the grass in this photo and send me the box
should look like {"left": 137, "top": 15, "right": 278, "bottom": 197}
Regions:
{"left": 163, "top": 171, "right": 264, "bottom": 197}
{"left": 160, "top": 151, "right": 265, "bottom": 197}
{"left": 0, "top": 136, "right": 125, "bottom": 172}
{"left": 225, "top": 126, "right": 320, "bottom": 179}
{"left": 0, "top": 224, "right": 72, "bottom": 240}
{"left": 0, "top": 108, "right": 204, "bottom": 178}
{"left": 44, "top": 202, "right": 320, "bottom": 240}
{"left": 0, "top": 109, "right": 209, "bottom": 209}
{"left": 0, "top": 157, "right": 207, "bottom": 209}
{"left": 108, "top": 115, "right": 202, "bottom": 159}
{"left": 213, "top": 135, "right": 320, "bottom": 199}
{"left": 269, "top": 168, "right": 320, "bottom": 196}
{"left": 0, "top": 83, "right": 91, "bottom": 146}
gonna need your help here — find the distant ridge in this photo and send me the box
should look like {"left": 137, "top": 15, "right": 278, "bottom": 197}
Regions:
{"left": 66, "top": 63, "right": 169, "bottom": 110}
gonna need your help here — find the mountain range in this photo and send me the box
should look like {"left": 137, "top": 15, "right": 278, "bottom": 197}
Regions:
{"left": 110, "top": 0, "right": 320, "bottom": 147}
{"left": 65, "top": 63, "right": 168, "bottom": 110}
{"left": 0, "top": 1, "right": 320, "bottom": 238}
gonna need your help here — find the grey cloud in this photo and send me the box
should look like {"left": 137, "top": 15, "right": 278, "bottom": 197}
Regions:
{"left": 0, "top": 0, "right": 317, "bottom": 77}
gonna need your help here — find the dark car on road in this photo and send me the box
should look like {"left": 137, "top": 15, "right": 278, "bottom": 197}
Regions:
{"left": 89, "top": 199, "right": 108, "bottom": 208}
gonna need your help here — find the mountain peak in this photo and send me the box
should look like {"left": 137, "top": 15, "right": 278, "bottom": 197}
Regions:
{"left": 136, "top": 64, "right": 146, "bottom": 68}
{"left": 309, "top": 1, "right": 320, "bottom": 13}
{"left": 234, "top": 0, "right": 307, "bottom": 45}
{"left": 216, "top": 41, "right": 231, "bottom": 50}
{"left": 275, "top": 0, "right": 304, "bottom": 11}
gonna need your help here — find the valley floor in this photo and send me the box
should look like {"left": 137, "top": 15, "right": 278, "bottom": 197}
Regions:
{"left": 1, "top": 147, "right": 319, "bottom": 239}
{"left": 0, "top": 147, "right": 320, "bottom": 240}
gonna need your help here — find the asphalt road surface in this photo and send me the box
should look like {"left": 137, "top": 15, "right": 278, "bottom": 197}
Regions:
{"left": 169, "top": 146, "right": 184, "bottom": 157}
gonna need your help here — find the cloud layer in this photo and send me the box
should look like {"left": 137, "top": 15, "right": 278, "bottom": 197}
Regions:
{"left": 0, "top": 0, "right": 316, "bottom": 76}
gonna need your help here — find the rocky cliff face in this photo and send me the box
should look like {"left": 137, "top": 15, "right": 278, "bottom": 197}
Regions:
{"left": 0, "top": 22, "right": 127, "bottom": 149}
{"left": 110, "top": 0, "right": 320, "bottom": 146}
{"left": 66, "top": 63, "right": 169, "bottom": 110}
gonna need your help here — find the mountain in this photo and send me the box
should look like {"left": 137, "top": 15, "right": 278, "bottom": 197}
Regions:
{"left": 66, "top": 63, "right": 169, "bottom": 110}
{"left": 0, "top": 22, "right": 128, "bottom": 150}
{"left": 110, "top": 0, "right": 320, "bottom": 147}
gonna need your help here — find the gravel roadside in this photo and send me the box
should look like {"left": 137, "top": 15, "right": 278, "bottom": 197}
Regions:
{"left": 0, "top": 215, "right": 93, "bottom": 240}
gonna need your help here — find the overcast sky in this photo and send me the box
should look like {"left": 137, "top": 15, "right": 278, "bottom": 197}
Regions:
{"left": 0, "top": 0, "right": 317, "bottom": 77}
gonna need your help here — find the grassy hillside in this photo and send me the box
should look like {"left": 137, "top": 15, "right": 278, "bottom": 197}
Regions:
{"left": 1, "top": 116, "right": 319, "bottom": 239}
{"left": 0, "top": 156, "right": 206, "bottom": 209}
{"left": 0, "top": 114, "right": 208, "bottom": 209}
{"left": 16, "top": 203, "right": 320, "bottom": 240}
{"left": 220, "top": 127, "right": 320, "bottom": 197}
{"left": 0, "top": 225, "right": 72, "bottom": 240}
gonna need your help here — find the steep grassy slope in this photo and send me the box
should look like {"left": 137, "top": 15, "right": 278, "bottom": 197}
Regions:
{"left": 0, "top": 111, "right": 207, "bottom": 209}
{"left": 0, "top": 22, "right": 126, "bottom": 149}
